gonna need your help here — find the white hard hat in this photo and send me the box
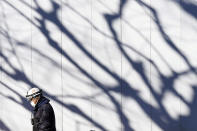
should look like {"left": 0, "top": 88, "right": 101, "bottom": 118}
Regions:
{"left": 26, "top": 88, "right": 42, "bottom": 101}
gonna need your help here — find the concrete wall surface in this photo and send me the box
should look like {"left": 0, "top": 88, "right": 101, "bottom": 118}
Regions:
{"left": 0, "top": 0, "right": 197, "bottom": 131}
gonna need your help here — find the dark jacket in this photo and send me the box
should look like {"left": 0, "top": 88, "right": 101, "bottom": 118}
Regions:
{"left": 32, "top": 97, "right": 56, "bottom": 131}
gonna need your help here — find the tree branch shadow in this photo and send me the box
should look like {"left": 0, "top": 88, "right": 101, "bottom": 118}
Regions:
{"left": 1, "top": 0, "right": 197, "bottom": 131}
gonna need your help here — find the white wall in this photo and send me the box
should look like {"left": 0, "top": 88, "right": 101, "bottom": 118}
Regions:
{"left": 0, "top": 0, "right": 197, "bottom": 131}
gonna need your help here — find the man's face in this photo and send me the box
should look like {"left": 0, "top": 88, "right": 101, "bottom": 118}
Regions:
{"left": 30, "top": 96, "right": 40, "bottom": 105}
{"left": 31, "top": 97, "right": 37, "bottom": 104}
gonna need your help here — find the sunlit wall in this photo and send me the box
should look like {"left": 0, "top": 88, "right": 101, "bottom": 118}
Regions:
{"left": 0, "top": 0, "right": 197, "bottom": 131}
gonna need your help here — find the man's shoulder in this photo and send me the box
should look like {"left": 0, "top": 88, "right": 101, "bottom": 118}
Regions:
{"left": 40, "top": 102, "right": 54, "bottom": 112}
{"left": 40, "top": 102, "right": 51, "bottom": 109}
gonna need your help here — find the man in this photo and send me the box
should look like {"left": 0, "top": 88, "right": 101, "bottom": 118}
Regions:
{"left": 26, "top": 88, "right": 56, "bottom": 131}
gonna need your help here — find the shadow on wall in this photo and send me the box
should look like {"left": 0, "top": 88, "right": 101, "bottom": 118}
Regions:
{"left": 180, "top": 86, "right": 197, "bottom": 131}
{"left": 173, "top": 0, "right": 197, "bottom": 20}
{"left": 0, "top": 0, "right": 197, "bottom": 131}
{"left": 0, "top": 119, "right": 10, "bottom": 131}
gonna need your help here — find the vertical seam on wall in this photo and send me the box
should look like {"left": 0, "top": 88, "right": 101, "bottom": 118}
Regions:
{"left": 90, "top": 0, "right": 93, "bottom": 129}
{"left": 0, "top": 1, "right": 2, "bottom": 116}
{"left": 60, "top": 0, "right": 63, "bottom": 130}
{"left": 31, "top": 0, "right": 33, "bottom": 85}
{"left": 149, "top": 0, "right": 152, "bottom": 130}
{"left": 179, "top": 0, "right": 182, "bottom": 130}
{"left": 120, "top": 7, "right": 123, "bottom": 131}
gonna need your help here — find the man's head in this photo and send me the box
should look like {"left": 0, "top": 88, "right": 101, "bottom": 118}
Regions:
{"left": 26, "top": 88, "right": 42, "bottom": 107}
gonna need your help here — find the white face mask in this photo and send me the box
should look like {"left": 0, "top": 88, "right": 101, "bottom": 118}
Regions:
{"left": 30, "top": 101, "right": 36, "bottom": 107}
